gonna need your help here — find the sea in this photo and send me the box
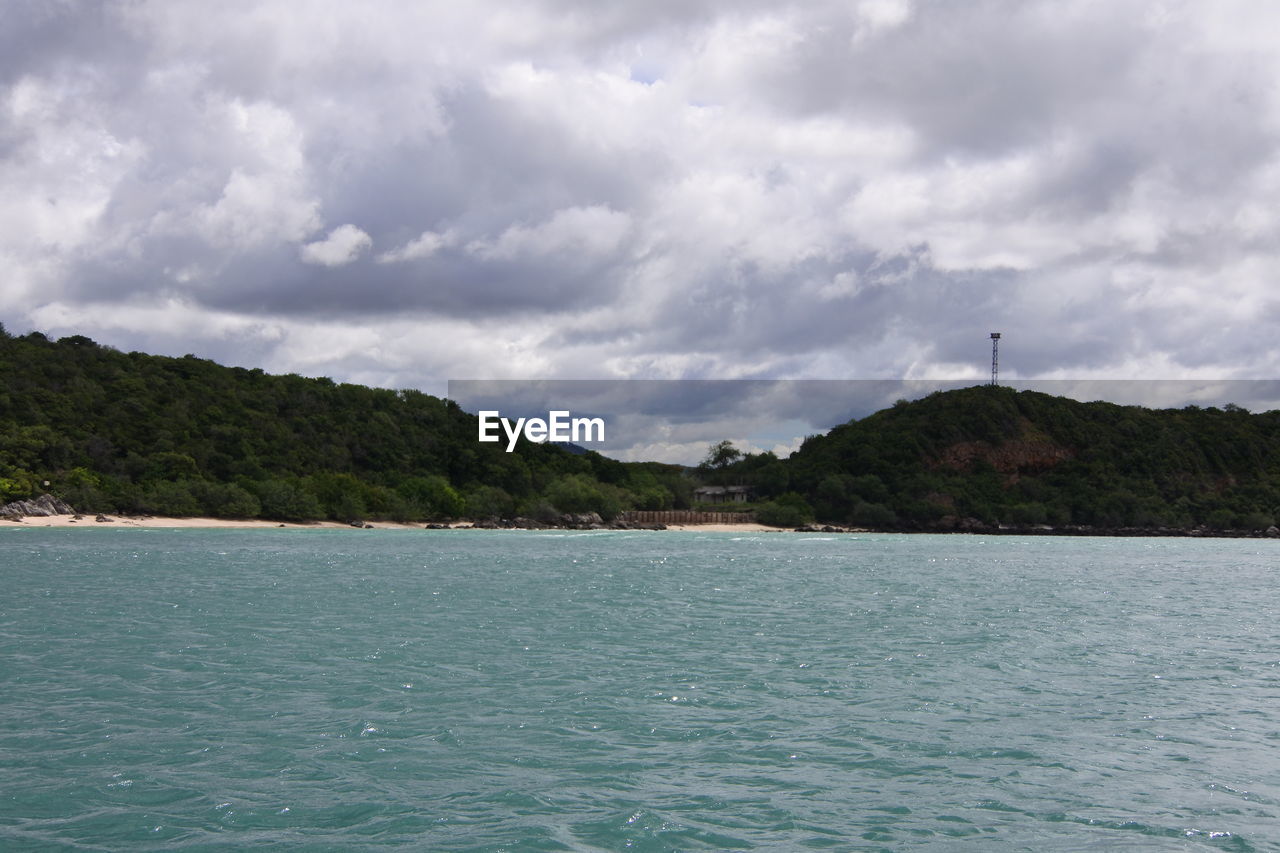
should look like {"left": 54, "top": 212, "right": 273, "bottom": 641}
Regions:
{"left": 1, "top": 528, "right": 1277, "bottom": 851}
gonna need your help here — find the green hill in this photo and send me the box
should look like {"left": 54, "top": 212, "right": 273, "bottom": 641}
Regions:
{"left": 753, "top": 384, "right": 1280, "bottom": 532}
{"left": 0, "top": 328, "right": 688, "bottom": 522}
{"left": 6, "top": 325, "right": 1279, "bottom": 533}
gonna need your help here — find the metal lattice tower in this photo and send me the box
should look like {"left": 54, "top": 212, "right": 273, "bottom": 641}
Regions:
{"left": 990, "top": 332, "right": 1001, "bottom": 386}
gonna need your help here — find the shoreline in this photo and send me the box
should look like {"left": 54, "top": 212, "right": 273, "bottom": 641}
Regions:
{"left": 2, "top": 514, "right": 779, "bottom": 533}
{"left": 4, "top": 514, "right": 1277, "bottom": 538}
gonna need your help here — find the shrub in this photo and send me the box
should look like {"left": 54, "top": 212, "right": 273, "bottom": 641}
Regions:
{"left": 190, "top": 481, "right": 261, "bottom": 518}
{"left": 756, "top": 492, "right": 814, "bottom": 528}
{"left": 546, "top": 474, "right": 626, "bottom": 520}
{"left": 466, "top": 485, "right": 515, "bottom": 519}
{"left": 139, "top": 480, "right": 202, "bottom": 516}
{"left": 849, "top": 501, "right": 897, "bottom": 528}
{"left": 254, "top": 479, "right": 323, "bottom": 521}
{"left": 398, "top": 475, "right": 464, "bottom": 519}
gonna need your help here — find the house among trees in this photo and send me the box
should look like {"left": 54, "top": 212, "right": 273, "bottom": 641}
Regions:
{"left": 694, "top": 485, "right": 754, "bottom": 504}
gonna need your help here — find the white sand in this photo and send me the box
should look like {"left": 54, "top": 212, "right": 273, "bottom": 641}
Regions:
{"left": 662, "top": 522, "right": 780, "bottom": 532}
{"left": 3, "top": 515, "right": 787, "bottom": 532}
{"left": 3, "top": 515, "right": 409, "bottom": 530}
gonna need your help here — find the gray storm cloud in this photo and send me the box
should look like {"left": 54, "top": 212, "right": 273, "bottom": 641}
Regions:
{"left": 4, "top": 0, "right": 1280, "bottom": 401}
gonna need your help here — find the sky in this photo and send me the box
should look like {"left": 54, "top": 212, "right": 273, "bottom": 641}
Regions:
{"left": 4, "top": 1, "right": 1280, "bottom": 460}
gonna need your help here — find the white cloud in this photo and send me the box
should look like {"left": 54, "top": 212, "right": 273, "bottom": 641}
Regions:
{"left": 300, "top": 224, "right": 373, "bottom": 266}
{"left": 468, "top": 206, "right": 631, "bottom": 261}
{"left": 377, "top": 229, "right": 457, "bottom": 263}
{"left": 854, "top": 0, "right": 912, "bottom": 37}
{"left": 5, "top": 0, "right": 1280, "bottom": 407}
{"left": 186, "top": 98, "right": 322, "bottom": 250}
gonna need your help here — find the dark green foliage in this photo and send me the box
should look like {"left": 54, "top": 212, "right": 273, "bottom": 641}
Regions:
{"left": 9, "top": 332, "right": 1278, "bottom": 532}
{"left": 755, "top": 492, "right": 814, "bottom": 528}
{"left": 252, "top": 479, "right": 324, "bottom": 522}
{"left": 465, "top": 485, "right": 515, "bottom": 519}
{"left": 0, "top": 331, "right": 690, "bottom": 522}
{"left": 397, "top": 475, "right": 464, "bottom": 519}
{"left": 700, "top": 440, "right": 742, "bottom": 471}
{"left": 190, "top": 482, "right": 261, "bottom": 518}
{"left": 725, "top": 384, "right": 1280, "bottom": 531}
{"left": 545, "top": 473, "right": 626, "bottom": 520}
{"left": 138, "top": 480, "right": 202, "bottom": 517}
{"left": 849, "top": 501, "right": 897, "bottom": 528}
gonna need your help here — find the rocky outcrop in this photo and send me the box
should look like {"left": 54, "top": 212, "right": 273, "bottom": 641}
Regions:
{"left": 933, "top": 418, "right": 1074, "bottom": 485}
{"left": 935, "top": 437, "right": 1074, "bottom": 478}
{"left": 0, "top": 493, "right": 75, "bottom": 520}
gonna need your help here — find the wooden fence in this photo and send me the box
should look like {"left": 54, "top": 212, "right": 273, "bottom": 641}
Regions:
{"left": 620, "top": 510, "right": 756, "bottom": 525}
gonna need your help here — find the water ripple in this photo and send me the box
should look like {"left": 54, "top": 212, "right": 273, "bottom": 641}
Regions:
{"left": 2, "top": 529, "right": 1277, "bottom": 850}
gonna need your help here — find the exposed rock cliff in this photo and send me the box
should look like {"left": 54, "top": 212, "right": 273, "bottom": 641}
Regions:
{"left": 932, "top": 418, "right": 1074, "bottom": 483}
{"left": 0, "top": 493, "right": 75, "bottom": 520}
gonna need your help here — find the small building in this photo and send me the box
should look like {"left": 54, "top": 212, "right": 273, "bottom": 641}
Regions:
{"left": 693, "top": 485, "right": 754, "bottom": 504}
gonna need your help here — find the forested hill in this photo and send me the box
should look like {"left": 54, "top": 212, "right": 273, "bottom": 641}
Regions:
{"left": 6, "top": 326, "right": 1280, "bottom": 532}
{"left": 0, "top": 328, "right": 686, "bottom": 521}
{"left": 757, "top": 384, "right": 1280, "bottom": 532}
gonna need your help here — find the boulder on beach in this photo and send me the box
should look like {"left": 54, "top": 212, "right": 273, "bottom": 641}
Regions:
{"left": 0, "top": 493, "right": 75, "bottom": 520}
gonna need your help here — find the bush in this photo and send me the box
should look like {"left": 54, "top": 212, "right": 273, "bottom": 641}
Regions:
{"left": 332, "top": 491, "right": 367, "bottom": 524}
{"left": 466, "top": 485, "right": 515, "bottom": 519}
{"left": 364, "top": 485, "right": 412, "bottom": 522}
{"left": 849, "top": 501, "right": 897, "bottom": 528}
{"left": 305, "top": 473, "right": 368, "bottom": 521}
{"left": 546, "top": 474, "right": 626, "bottom": 520}
{"left": 756, "top": 492, "right": 814, "bottom": 528}
{"left": 0, "top": 474, "right": 33, "bottom": 502}
{"left": 58, "top": 482, "right": 111, "bottom": 513}
{"left": 521, "top": 499, "right": 562, "bottom": 523}
{"left": 1007, "top": 503, "right": 1047, "bottom": 526}
{"left": 546, "top": 474, "right": 600, "bottom": 514}
{"left": 1206, "top": 508, "right": 1237, "bottom": 529}
{"left": 190, "top": 481, "right": 261, "bottom": 518}
{"left": 1239, "top": 511, "right": 1274, "bottom": 531}
{"left": 756, "top": 501, "right": 808, "bottom": 528}
{"left": 254, "top": 479, "right": 323, "bottom": 521}
{"left": 398, "top": 475, "right": 464, "bottom": 519}
{"left": 139, "top": 480, "right": 202, "bottom": 516}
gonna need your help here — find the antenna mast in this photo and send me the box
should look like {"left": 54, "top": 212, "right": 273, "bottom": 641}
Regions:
{"left": 990, "top": 333, "right": 1001, "bottom": 386}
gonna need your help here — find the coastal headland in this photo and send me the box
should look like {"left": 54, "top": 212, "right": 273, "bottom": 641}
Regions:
{"left": 4, "top": 330, "right": 1280, "bottom": 537}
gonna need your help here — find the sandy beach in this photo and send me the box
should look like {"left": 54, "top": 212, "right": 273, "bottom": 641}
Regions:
{"left": 3, "top": 514, "right": 782, "bottom": 533}
{"left": 656, "top": 522, "right": 778, "bottom": 532}
{"left": 3, "top": 515, "right": 415, "bottom": 530}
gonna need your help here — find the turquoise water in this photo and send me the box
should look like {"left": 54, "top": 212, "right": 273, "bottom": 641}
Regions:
{"left": 1, "top": 529, "right": 1277, "bottom": 851}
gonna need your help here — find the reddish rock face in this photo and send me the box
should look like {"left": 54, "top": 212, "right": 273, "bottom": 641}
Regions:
{"left": 931, "top": 419, "right": 1074, "bottom": 484}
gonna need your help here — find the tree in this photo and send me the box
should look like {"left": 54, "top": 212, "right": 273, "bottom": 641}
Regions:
{"left": 546, "top": 474, "right": 626, "bottom": 520}
{"left": 466, "top": 485, "right": 515, "bottom": 519}
{"left": 700, "top": 440, "right": 742, "bottom": 471}
{"left": 397, "top": 475, "right": 464, "bottom": 519}
{"left": 253, "top": 479, "right": 322, "bottom": 521}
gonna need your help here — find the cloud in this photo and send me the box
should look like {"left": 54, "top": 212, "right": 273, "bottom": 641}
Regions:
{"left": 377, "top": 229, "right": 457, "bottom": 263}
{"left": 300, "top": 224, "right": 373, "bottom": 266}
{"left": 4, "top": 0, "right": 1280, "bottom": 407}
{"left": 467, "top": 206, "right": 630, "bottom": 261}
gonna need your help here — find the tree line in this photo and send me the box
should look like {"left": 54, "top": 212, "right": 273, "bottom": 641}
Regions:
{"left": 0, "top": 328, "right": 690, "bottom": 522}
{"left": 718, "top": 384, "right": 1280, "bottom": 532}
{"left": 5, "top": 326, "right": 1279, "bottom": 531}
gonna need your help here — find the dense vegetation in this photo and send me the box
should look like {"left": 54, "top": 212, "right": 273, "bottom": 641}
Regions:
{"left": 724, "top": 384, "right": 1280, "bottom": 531}
{"left": 5, "top": 326, "right": 1279, "bottom": 531}
{"left": 0, "top": 328, "right": 690, "bottom": 522}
